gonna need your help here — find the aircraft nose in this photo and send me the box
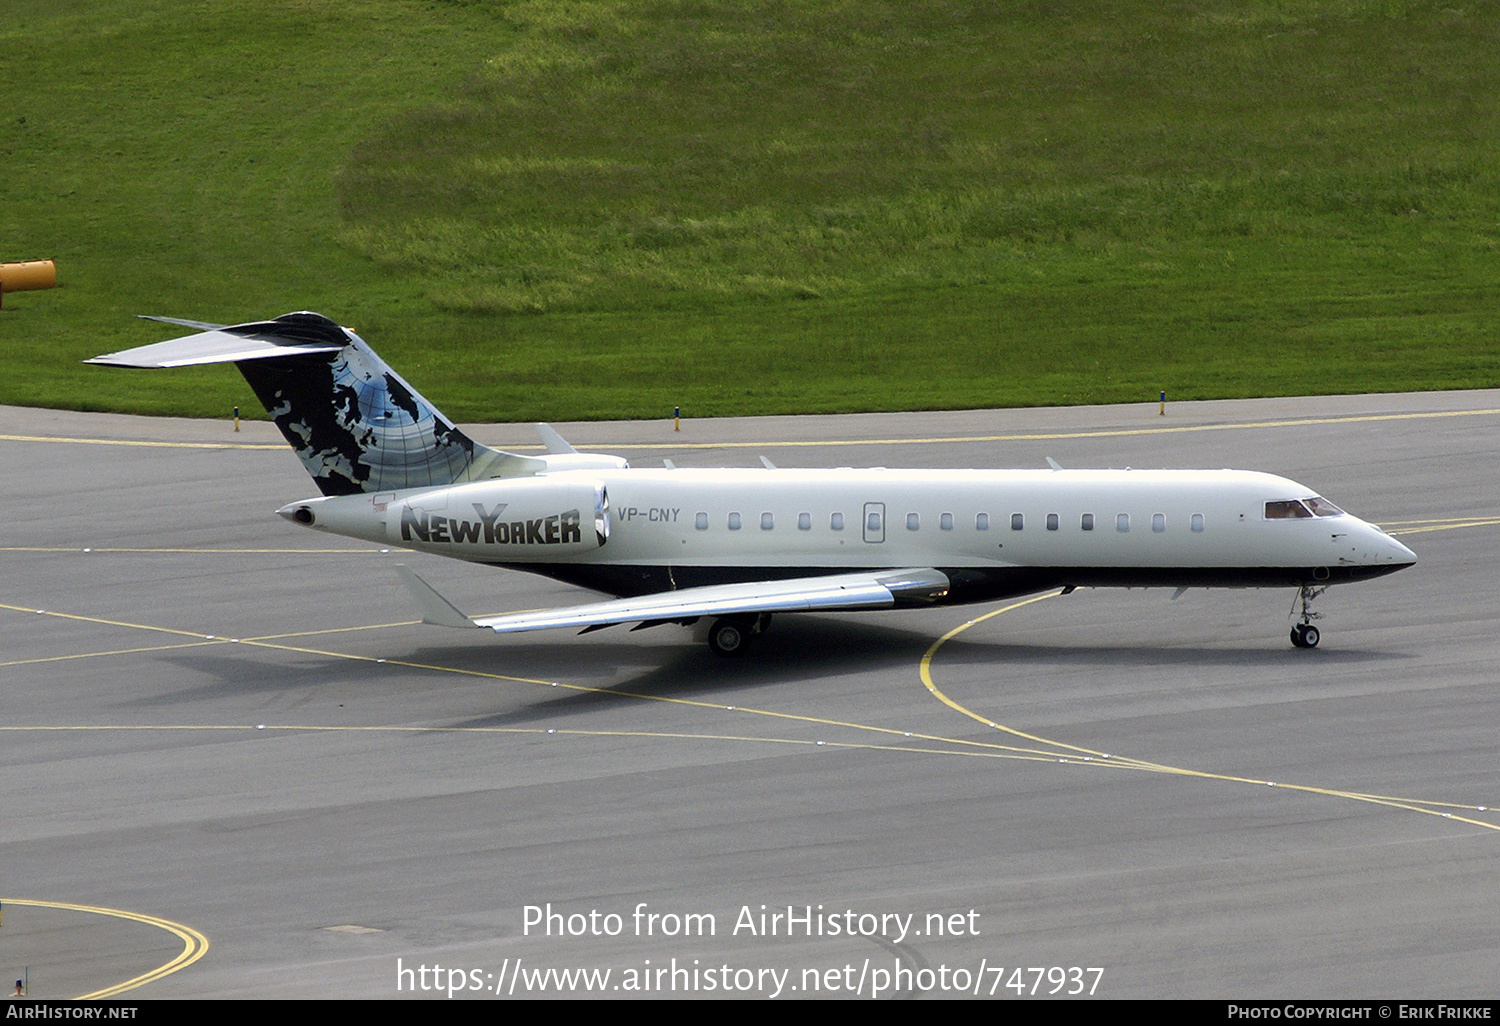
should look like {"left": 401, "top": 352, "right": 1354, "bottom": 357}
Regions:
{"left": 1331, "top": 521, "right": 1413, "bottom": 581}
{"left": 1382, "top": 532, "right": 1417, "bottom": 566}
{"left": 1358, "top": 521, "right": 1415, "bottom": 568}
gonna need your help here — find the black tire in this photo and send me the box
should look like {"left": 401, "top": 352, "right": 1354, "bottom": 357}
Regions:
{"left": 1301, "top": 624, "right": 1320, "bottom": 649}
{"left": 709, "top": 619, "right": 748, "bottom": 657}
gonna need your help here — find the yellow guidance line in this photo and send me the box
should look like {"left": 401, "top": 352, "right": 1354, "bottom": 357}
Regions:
{"left": 918, "top": 592, "right": 1500, "bottom": 831}
{"left": 12, "top": 585, "right": 1494, "bottom": 824}
{"left": 919, "top": 593, "right": 1106, "bottom": 761}
{"left": 608, "top": 406, "right": 1500, "bottom": 450}
{"left": 0, "top": 433, "right": 280, "bottom": 450}
{"left": 0, "top": 898, "right": 208, "bottom": 999}
{"left": 1, "top": 601, "right": 1110, "bottom": 763}
{"left": 8, "top": 405, "right": 1500, "bottom": 453}
{"left": 1383, "top": 516, "right": 1500, "bottom": 536}
{"left": 0, "top": 597, "right": 1079, "bottom": 756}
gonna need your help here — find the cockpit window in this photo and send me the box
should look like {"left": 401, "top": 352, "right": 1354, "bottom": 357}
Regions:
{"left": 1264, "top": 499, "right": 1314, "bottom": 519}
{"left": 1264, "top": 497, "right": 1346, "bottom": 519}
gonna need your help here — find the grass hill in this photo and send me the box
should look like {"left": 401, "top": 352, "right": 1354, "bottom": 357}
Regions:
{"left": 3, "top": 0, "right": 1498, "bottom": 421}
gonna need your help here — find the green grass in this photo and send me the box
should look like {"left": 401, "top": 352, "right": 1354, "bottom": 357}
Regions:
{"left": 3, "top": 0, "right": 1498, "bottom": 421}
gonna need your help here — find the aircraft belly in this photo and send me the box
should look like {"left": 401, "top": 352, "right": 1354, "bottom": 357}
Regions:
{"left": 487, "top": 561, "right": 1389, "bottom": 604}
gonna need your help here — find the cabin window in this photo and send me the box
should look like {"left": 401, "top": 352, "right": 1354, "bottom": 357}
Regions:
{"left": 798, "top": 512, "right": 811, "bottom": 531}
{"left": 867, "top": 510, "right": 883, "bottom": 533}
{"left": 830, "top": 512, "right": 845, "bottom": 531}
{"left": 975, "top": 513, "right": 989, "bottom": 531}
{"left": 1191, "top": 513, "right": 1204, "bottom": 532}
{"left": 695, "top": 512, "right": 708, "bottom": 531}
{"left": 1046, "top": 513, "right": 1059, "bottom": 531}
{"left": 761, "top": 512, "right": 774, "bottom": 530}
{"left": 939, "top": 512, "right": 953, "bottom": 531}
{"left": 1116, "top": 513, "right": 1130, "bottom": 532}
{"left": 1081, "top": 513, "right": 1094, "bottom": 531}
{"left": 1011, "top": 513, "right": 1025, "bottom": 531}
{"left": 1152, "top": 513, "right": 1165, "bottom": 533}
{"left": 727, "top": 512, "right": 742, "bottom": 530}
{"left": 906, "top": 512, "right": 920, "bottom": 531}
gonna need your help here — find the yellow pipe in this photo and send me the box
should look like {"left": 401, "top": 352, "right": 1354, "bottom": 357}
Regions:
{"left": 0, "top": 259, "right": 57, "bottom": 292}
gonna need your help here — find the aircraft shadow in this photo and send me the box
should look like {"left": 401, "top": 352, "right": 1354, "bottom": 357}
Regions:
{"left": 930, "top": 638, "right": 1414, "bottom": 672}
{"left": 119, "top": 617, "right": 1412, "bottom": 719}
{"left": 115, "top": 616, "right": 928, "bottom": 710}
{"left": 432, "top": 617, "right": 938, "bottom": 728}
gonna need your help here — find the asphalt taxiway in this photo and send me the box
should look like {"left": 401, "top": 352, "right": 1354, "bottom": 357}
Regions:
{"left": 1, "top": 390, "right": 1496, "bottom": 999}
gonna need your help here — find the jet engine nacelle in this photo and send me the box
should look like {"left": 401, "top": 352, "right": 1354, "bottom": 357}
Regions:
{"left": 391, "top": 477, "right": 609, "bottom": 559}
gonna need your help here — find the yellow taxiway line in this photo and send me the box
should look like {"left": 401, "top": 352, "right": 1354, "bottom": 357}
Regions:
{"left": 0, "top": 898, "right": 209, "bottom": 999}
{"left": 7, "top": 404, "right": 1500, "bottom": 452}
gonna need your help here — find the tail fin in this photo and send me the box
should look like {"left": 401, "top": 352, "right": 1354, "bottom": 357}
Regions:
{"left": 89, "top": 312, "right": 541, "bottom": 495}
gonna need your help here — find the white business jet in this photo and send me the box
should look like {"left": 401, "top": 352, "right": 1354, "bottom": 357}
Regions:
{"left": 90, "top": 312, "right": 1415, "bottom": 655}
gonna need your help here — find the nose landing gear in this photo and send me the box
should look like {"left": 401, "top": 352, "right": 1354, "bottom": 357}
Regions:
{"left": 1290, "top": 622, "right": 1321, "bottom": 649}
{"left": 1289, "top": 583, "right": 1326, "bottom": 649}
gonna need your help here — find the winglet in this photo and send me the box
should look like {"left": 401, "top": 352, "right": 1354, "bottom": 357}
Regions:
{"left": 535, "top": 423, "right": 578, "bottom": 455}
{"left": 395, "top": 566, "right": 480, "bottom": 629}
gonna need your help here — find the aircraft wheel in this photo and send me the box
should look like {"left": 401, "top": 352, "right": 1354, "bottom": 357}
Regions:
{"left": 1290, "top": 623, "right": 1320, "bottom": 649}
{"left": 709, "top": 618, "right": 750, "bottom": 657}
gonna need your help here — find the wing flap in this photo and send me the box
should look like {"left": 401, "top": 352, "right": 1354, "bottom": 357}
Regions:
{"left": 396, "top": 567, "right": 950, "bottom": 635}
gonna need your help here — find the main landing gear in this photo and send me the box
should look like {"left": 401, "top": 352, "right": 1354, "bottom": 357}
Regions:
{"left": 708, "top": 614, "right": 772, "bottom": 657}
{"left": 1289, "top": 583, "right": 1326, "bottom": 649}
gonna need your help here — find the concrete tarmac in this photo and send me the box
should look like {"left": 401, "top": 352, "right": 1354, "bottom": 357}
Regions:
{"left": 1, "top": 390, "right": 1496, "bottom": 999}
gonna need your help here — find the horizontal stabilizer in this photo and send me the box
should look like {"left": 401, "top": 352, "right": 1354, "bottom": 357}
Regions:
{"left": 395, "top": 566, "right": 480, "bottom": 629}
{"left": 138, "top": 316, "right": 227, "bottom": 331}
{"left": 87, "top": 313, "right": 348, "bottom": 368}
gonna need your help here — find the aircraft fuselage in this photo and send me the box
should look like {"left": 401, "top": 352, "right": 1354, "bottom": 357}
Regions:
{"left": 281, "top": 466, "right": 1415, "bottom": 605}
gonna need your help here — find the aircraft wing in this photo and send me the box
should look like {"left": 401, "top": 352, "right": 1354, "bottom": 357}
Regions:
{"left": 396, "top": 565, "right": 951, "bottom": 634}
